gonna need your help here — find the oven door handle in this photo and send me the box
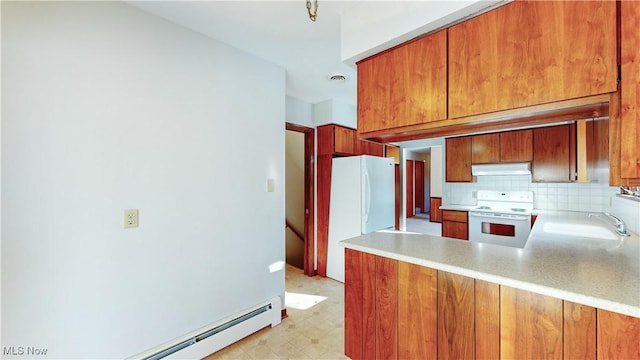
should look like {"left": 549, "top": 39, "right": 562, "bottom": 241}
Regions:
{"left": 469, "top": 212, "right": 529, "bottom": 221}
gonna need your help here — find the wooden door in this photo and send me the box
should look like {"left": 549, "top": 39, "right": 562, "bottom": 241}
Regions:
{"left": 415, "top": 160, "right": 425, "bottom": 213}
{"left": 448, "top": 0, "right": 617, "bottom": 118}
{"left": 406, "top": 160, "right": 415, "bottom": 217}
{"left": 446, "top": 136, "right": 473, "bottom": 182}
{"left": 532, "top": 125, "right": 572, "bottom": 182}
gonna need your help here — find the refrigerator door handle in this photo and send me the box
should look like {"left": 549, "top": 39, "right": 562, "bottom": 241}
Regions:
{"left": 363, "top": 168, "right": 371, "bottom": 225}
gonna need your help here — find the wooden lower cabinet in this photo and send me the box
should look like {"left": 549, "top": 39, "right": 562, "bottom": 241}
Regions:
{"left": 344, "top": 250, "right": 640, "bottom": 359}
{"left": 475, "top": 280, "right": 500, "bottom": 359}
{"left": 398, "top": 262, "right": 437, "bottom": 359}
{"left": 597, "top": 309, "right": 640, "bottom": 360}
{"left": 344, "top": 249, "right": 363, "bottom": 359}
{"left": 438, "top": 272, "right": 475, "bottom": 359}
{"left": 442, "top": 210, "right": 468, "bottom": 240}
{"left": 500, "top": 286, "right": 563, "bottom": 359}
{"left": 564, "top": 302, "right": 596, "bottom": 359}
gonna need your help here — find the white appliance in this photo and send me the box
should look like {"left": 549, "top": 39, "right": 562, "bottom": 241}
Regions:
{"left": 468, "top": 190, "right": 534, "bottom": 248}
{"left": 326, "top": 155, "right": 395, "bottom": 282}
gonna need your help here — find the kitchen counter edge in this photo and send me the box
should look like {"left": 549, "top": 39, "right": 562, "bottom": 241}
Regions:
{"left": 340, "top": 212, "right": 639, "bottom": 318}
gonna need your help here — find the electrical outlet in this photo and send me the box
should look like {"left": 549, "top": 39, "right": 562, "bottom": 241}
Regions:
{"left": 124, "top": 209, "right": 139, "bottom": 228}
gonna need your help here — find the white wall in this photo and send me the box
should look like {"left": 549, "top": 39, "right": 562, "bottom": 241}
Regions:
{"left": 312, "top": 99, "right": 357, "bottom": 128}
{"left": 1, "top": 2, "right": 285, "bottom": 358}
{"left": 286, "top": 96, "right": 313, "bottom": 128}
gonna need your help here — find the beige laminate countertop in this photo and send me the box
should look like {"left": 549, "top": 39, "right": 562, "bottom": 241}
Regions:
{"left": 341, "top": 210, "right": 640, "bottom": 318}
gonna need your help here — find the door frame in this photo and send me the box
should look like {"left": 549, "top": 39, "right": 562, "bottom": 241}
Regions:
{"left": 286, "top": 123, "right": 316, "bottom": 276}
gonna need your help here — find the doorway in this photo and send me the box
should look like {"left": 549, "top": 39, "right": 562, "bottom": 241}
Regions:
{"left": 285, "top": 123, "right": 315, "bottom": 276}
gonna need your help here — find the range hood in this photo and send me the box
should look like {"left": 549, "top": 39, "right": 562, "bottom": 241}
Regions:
{"left": 471, "top": 163, "right": 531, "bottom": 176}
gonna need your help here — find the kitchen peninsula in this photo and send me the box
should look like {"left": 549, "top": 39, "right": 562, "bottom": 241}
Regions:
{"left": 341, "top": 211, "right": 640, "bottom": 359}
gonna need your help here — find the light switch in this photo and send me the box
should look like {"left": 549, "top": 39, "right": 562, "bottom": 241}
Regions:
{"left": 267, "top": 178, "right": 275, "bottom": 192}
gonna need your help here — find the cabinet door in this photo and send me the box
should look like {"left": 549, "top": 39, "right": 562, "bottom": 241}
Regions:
{"left": 500, "top": 129, "right": 533, "bottom": 162}
{"left": 429, "top": 197, "right": 442, "bottom": 223}
{"left": 390, "top": 30, "right": 447, "bottom": 128}
{"left": 375, "top": 256, "right": 398, "bottom": 359}
{"left": 398, "top": 261, "right": 437, "bottom": 360}
{"left": 442, "top": 221, "right": 468, "bottom": 240}
{"left": 564, "top": 302, "right": 596, "bottom": 360}
{"left": 472, "top": 133, "right": 500, "bottom": 164}
{"left": 597, "top": 309, "right": 640, "bottom": 359}
{"left": 532, "top": 125, "right": 572, "bottom": 182}
{"left": 501, "top": 286, "right": 563, "bottom": 360}
{"left": 446, "top": 137, "right": 473, "bottom": 182}
{"left": 358, "top": 140, "right": 384, "bottom": 156}
{"left": 619, "top": 0, "right": 640, "bottom": 180}
{"left": 448, "top": 0, "right": 617, "bottom": 118}
{"left": 438, "top": 271, "right": 475, "bottom": 359}
{"left": 357, "top": 54, "right": 391, "bottom": 134}
{"left": 334, "top": 125, "right": 356, "bottom": 155}
{"left": 476, "top": 280, "right": 500, "bottom": 359}
{"left": 344, "top": 249, "right": 363, "bottom": 360}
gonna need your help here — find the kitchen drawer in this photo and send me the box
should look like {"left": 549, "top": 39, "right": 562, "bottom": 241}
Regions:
{"left": 442, "top": 210, "right": 468, "bottom": 223}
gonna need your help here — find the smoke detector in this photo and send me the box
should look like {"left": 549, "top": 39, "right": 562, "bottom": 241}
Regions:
{"left": 327, "top": 73, "right": 348, "bottom": 83}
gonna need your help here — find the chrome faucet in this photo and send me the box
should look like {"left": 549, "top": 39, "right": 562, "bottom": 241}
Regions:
{"left": 603, "top": 212, "right": 631, "bottom": 237}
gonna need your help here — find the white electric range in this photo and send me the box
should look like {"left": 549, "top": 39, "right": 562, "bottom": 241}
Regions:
{"left": 468, "top": 190, "right": 534, "bottom": 248}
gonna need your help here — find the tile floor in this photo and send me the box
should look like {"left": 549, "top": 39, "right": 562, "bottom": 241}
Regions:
{"left": 204, "top": 265, "right": 347, "bottom": 360}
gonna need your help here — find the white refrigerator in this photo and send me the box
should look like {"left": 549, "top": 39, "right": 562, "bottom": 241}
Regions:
{"left": 326, "top": 155, "right": 395, "bottom": 282}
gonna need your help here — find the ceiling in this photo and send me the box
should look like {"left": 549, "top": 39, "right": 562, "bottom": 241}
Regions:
{"left": 129, "top": 1, "right": 362, "bottom": 105}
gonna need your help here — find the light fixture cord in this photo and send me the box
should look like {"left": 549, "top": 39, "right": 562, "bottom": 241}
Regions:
{"left": 306, "top": 0, "right": 318, "bottom": 22}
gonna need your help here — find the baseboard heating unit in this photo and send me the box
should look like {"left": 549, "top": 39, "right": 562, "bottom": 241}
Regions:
{"left": 130, "top": 297, "right": 281, "bottom": 360}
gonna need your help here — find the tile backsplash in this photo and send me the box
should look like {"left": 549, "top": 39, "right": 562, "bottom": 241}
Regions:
{"left": 443, "top": 175, "right": 640, "bottom": 233}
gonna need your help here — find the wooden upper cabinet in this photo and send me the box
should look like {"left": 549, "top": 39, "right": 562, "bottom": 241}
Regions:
{"left": 385, "top": 144, "right": 400, "bottom": 164}
{"left": 448, "top": 0, "right": 617, "bottom": 118}
{"left": 618, "top": 0, "right": 640, "bottom": 181}
{"left": 358, "top": 30, "right": 447, "bottom": 134}
{"left": 446, "top": 136, "right": 473, "bottom": 182}
{"left": 472, "top": 133, "right": 500, "bottom": 164}
{"left": 358, "top": 54, "right": 390, "bottom": 133}
{"left": 389, "top": 30, "right": 447, "bottom": 128}
{"left": 500, "top": 129, "right": 533, "bottom": 162}
{"left": 358, "top": 140, "right": 384, "bottom": 157}
{"left": 532, "top": 125, "right": 573, "bottom": 182}
{"left": 334, "top": 125, "right": 357, "bottom": 155}
{"left": 317, "top": 124, "right": 357, "bottom": 156}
